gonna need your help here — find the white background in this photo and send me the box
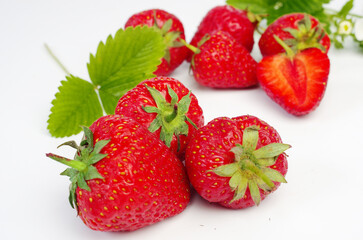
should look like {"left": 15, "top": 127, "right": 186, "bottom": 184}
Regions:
{"left": 1, "top": 0, "right": 363, "bottom": 239}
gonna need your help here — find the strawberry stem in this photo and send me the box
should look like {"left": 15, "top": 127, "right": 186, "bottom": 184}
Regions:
{"left": 46, "top": 127, "right": 109, "bottom": 210}
{"left": 44, "top": 43, "right": 71, "bottom": 75}
{"left": 273, "top": 35, "right": 295, "bottom": 58}
{"left": 240, "top": 159, "right": 275, "bottom": 189}
{"left": 164, "top": 104, "right": 178, "bottom": 123}
{"left": 179, "top": 38, "right": 200, "bottom": 54}
{"left": 46, "top": 153, "right": 87, "bottom": 172}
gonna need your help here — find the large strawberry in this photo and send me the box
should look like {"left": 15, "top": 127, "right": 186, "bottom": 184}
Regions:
{"left": 186, "top": 30, "right": 257, "bottom": 88}
{"left": 47, "top": 115, "right": 190, "bottom": 231}
{"left": 125, "top": 9, "right": 188, "bottom": 76}
{"left": 185, "top": 115, "right": 290, "bottom": 209}
{"left": 188, "top": 5, "right": 255, "bottom": 61}
{"left": 259, "top": 13, "right": 331, "bottom": 57}
{"left": 257, "top": 36, "right": 330, "bottom": 116}
{"left": 115, "top": 76, "right": 204, "bottom": 158}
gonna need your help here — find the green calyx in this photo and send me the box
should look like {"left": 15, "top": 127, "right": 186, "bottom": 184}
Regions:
{"left": 46, "top": 126, "right": 110, "bottom": 211}
{"left": 152, "top": 10, "right": 183, "bottom": 63}
{"left": 275, "top": 13, "right": 327, "bottom": 56}
{"left": 142, "top": 85, "right": 197, "bottom": 151}
{"left": 210, "top": 126, "right": 291, "bottom": 205}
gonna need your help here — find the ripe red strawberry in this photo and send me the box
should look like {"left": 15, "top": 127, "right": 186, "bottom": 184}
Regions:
{"left": 257, "top": 38, "right": 330, "bottom": 116}
{"left": 185, "top": 115, "right": 290, "bottom": 209}
{"left": 115, "top": 76, "right": 204, "bottom": 158}
{"left": 47, "top": 115, "right": 190, "bottom": 231}
{"left": 125, "top": 9, "right": 188, "bottom": 76}
{"left": 259, "top": 13, "right": 331, "bottom": 57}
{"left": 188, "top": 5, "right": 255, "bottom": 62}
{"left": 187, "top": 30, "right": 257, "bottom": 88}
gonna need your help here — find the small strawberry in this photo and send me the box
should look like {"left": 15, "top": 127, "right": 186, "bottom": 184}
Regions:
{"left": 259, "top": 13, "right": 331, "bottom": 57}
{"left": 257, "top": 36, "right": 330, "bottom": 116}
{"left": 46, "top": 115, "right": 190, "bottom": 231}
{"left": 115, "top": 76, "right": 204, "bottom": 158}
{"left": 185, "top": 31, "right": 257, "bottom": 88}
{"left": 188, "top": 5, "right": 255, "bottom": 61}
{"left": 185, "top": 115, "right": 290, "bottom": 209}
{"left": 125, "top": 9, "right": 188, "bottom": 76}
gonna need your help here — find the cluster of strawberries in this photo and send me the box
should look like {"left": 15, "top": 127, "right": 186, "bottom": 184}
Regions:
{"left": 47, "top": 76, "right": 290, "bottom": 232}
{"left": 127, "top": 6, "right": 330, "bottom": 116}
{"left": 47, "top": 4, "right": 333, "bottom": 232}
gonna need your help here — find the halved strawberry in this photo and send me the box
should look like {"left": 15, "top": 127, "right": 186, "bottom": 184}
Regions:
{"left": 257, "top": 46, "right": 330, "bottom": 116}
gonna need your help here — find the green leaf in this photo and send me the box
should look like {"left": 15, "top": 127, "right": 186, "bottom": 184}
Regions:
{"left": 185, "top": 116, "right": 198, "bottom": 129}
{"left": 60, "top": 168, "right": 77, "bottom": 177}
{"left": 89, "top": 153, "right": 107, "bottom": 165}
{"left": 211, "top": 163, "right": 239, "bottom": 177}
{"left": 69, "top": 183, "right": 77, "bottom": 209}
{"left": 77, "top": 173, "right": 90, "bottom": 191}
{"left": 93, "top": 139, "right": 110, "bottom": 154}
{"left": 160, "top": 127, "right": 173, "bottom": 147}
{"left": 57, "top": 140, "right": 79, "bottom": 150}
{"left": 230, "top": 144, "right": 244, "bottom": 161}
{"left": 143, "top": 106, "right": 160, "bottom": 113}
{"left": 148, "top": 116, "right": 162, "bottom": 133}
{"left": 81, "top": 126, "right": 94, "bottom": 149}
{"left": 333, "top": 37, "right": 344, "bottom": 48}
{"left": 249, "top": 180, "right": 261, "bottom": 206}
{"left": 47, "top": 75, "right": 103, "bottom": 137}
{"left": 267, "top": 0, "right": 329, "bottom": 24}
{"left": 256, "top": 176, "right": 272, "bottom": 192}
{"left": 227, "top": 0, "right": 275, "bottom": 14}
{"left": 84, "top": 165, "right": 104, "bottom": 180}
{"left": 262, "top": 167, "right": 287, "bottom": 183}
{"left": 255, "top": 157, "right": 277, "bottom": 167}
{"left": 168, "top": 86, "right": 179, "bottom": 106}
{"left": 177, "top": 93, "right": 192, "bottom": 116}
{"left": 231, "top": 174, "right": 248, "bottom": 202}
{"left": 229, "top": 171, "right": 243, "bottom": 190}
{"left": 242, "top": 126, "right": 259, "bottom": 153}
{"left": 282, "top": 0, "right": 325, "bottom": 13}
{"left": 87, "top": 25, "right": 166, "bottom": 89}
{"left": 161, "top": 19, "right": 173, "bottom": 33}
{"left": 253, "top": 143, "right": 291, "bottom": 159}
{"left": 145, "top": 85, "right": 166, "bottom": 109}
{"left": 228, "top": 0, "right": 330, "bottom": 25}
{"left": 338, "top": 0, "right": 354, "bottom": 19}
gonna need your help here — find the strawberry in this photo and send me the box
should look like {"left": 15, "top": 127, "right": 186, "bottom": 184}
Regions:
{"left": 186, "top": 30, "right": 257, "bottom": 88}
{"left": 115, "top": 76, "right": 204, "bottom": 158}
{"left": 257, "top": 36, "right": 330, "bottom": 116}
{"left": 185, "top": 115, "right": 290, "bottom": 209}
{"left": 188, "top": 5, "right": 255, "bottom": 62}
{"left": 125, "top": 9, "right": 188, "bottom": 76}
{"left": 259, "top": 13, "right": 331, "bottom": 57}
{"left": 46, "top": 115, "right": 190, "bottom": 231}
